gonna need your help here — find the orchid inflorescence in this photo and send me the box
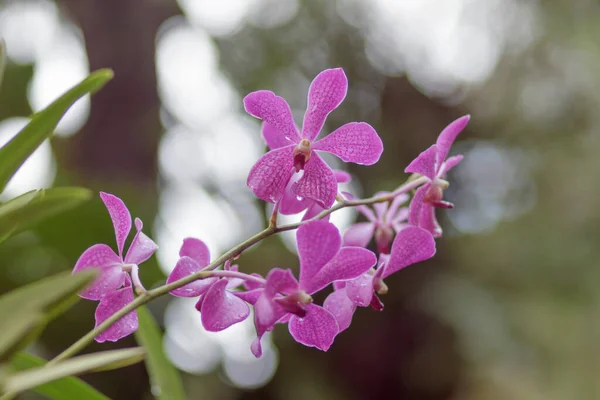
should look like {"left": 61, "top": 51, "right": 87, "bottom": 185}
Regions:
{"left": 72, "top": 68, "right": 470, "bottom": 358}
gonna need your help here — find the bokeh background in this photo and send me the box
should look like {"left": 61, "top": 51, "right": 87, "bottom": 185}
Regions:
{"left": 0, "top": 0, "right": 597, "bottom": 399}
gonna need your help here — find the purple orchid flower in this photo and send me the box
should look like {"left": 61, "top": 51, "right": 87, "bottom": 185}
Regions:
{"left": 326, "top": 226, "right": 436, "bottom": 331}
{"left": 405, "top": 115, "right": 470, "bottom": 237}
{"left": 73, "top": 192, "right": 158, "bottom": 342}
{"left": 244, "top": 68, "right": 383, "bottom": 208}
{"left": 167, "top": 238, "right": 251, "bottom": 332}
{"left": 279, "top": 169, "right": 351, "bottom": 221}
{"left": 246, "top": 220, "right": 377, "bottom": 357}
{"left": 342, "top": 191, "right": 410, "bottom": 254}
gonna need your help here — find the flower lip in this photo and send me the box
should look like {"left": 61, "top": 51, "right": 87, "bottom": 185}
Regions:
{"left": 293, "top": 139, "right": 312, "bottom": 172}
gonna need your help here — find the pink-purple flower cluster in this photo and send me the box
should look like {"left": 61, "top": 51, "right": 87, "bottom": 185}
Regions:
{"left": 73, "top": 68, "right": 469, "bottom": 357}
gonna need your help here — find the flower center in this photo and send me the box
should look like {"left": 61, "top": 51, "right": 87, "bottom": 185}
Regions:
{"left": 293, "top": 139, "right": 312, "bottom": 172}
{"left": 425, "top": 178, "right": 454, "bottom": 209}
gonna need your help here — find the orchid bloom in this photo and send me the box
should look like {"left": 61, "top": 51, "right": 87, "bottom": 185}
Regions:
{"left": 343, "top": 191, "right": 410, "bottom": 254}
{"left": 244, "top": 68, "right": 383, "bottom": 208}
{"left": 247, "top": 220, "right": 377, "bottom": 357}
{"left": 73, "top": 192, "right": 158, "bottom": 342}
{"left": 327, "top": 226, "right": 436, "bottom": 331}
{"left": 279, "top": 169, "right": 351, "bottom": 221}
{"left": 167, "top": 238, "right": 251, "bottom": 332}
{"left": 405, "top": 115, "right": 470, "bottom": 237}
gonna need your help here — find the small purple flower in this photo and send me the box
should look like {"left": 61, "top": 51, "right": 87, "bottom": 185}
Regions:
{"left": 405, "top": 115, "right": 470, "bottom": 237}
{"left": 244, "top": 68, "right": 384, "bottom": 208}
{"left": 73, "top": 192, "right": 158, "bottom": 342}
{"left": 167, "top": 238, "right": 251, "bottom": 332}
{"left": 247, "top": 220, "right": 377, "bottom": 357}
{"left": 327, "top": 226, "right": 436, "bottom": 329}
{"left": 279, "top": 169, "right": 351, "bottom": 221}
{"left": 342, "top": 191, "right": 409, "bottom": 254}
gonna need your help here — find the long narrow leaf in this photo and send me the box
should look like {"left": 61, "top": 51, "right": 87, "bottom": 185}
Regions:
{"left": 0, "top": 187, "right": 92, "bottom": 243}
{"left": 135, "top": 306, "right": 186, "bottom": 400}
{"left": 9, "top": 352, "right": 109, "bottom": 400}
{"left": 0, "top": 69, "right": 113, "bottom": 193}
{"left": 5, "top": 348, "right": 145, "bottom": 394}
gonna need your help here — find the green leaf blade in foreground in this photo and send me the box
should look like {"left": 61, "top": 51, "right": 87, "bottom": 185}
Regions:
{"left": 135, "top": 306, "right": 186, "bottom": 400}
{"left": 0, "top": 68, "right": 113, "bottom": 193}
{"left": 9, "top": 352, "right": 109, "bottom": 400}
{"left": 5, "top": 348, "right": 145, "bottom": 395}
{"left": 0, "top": 187, "right": 92, "bottom": 243}
{"left": 0, "top": 270, "right": 97, "bottom": 361}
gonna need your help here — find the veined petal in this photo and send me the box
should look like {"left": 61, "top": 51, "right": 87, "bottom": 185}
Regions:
{"left": 261, "top": 122, "right": 296, "bottom": 150}
{"left": 405, "top": 145, "right": 437, "bottom": 180}
{"left": 100, "top": 192, "right": 132, "bottom": 258}
{"left": 73, "top": 244, "right": 124, "bottom": 301}
{"left": 244, "top": 90, "right": 300, "bottom": 144}
{"left": 342, "top": 222, "right": 375, "bottom": 248}
{"left": 167, "top": 256, "right": 218, "bottom": 297}
{"left": 297, "top": 221, "right": 341, "bottom": 290}
{"left": 408, "top": 183, "right": 429, "bottom": 226}
{"left": 94, "top": 285, "right": 137, "bottom": 343}
{"left": 323, "top": 288, "right": 356, "bottom": 332}
{"left": 436, "top": 115, "right": 470, "bottom": 167}
{"left": 302, "top": 68, "right": 348, "bottom": 141}
{"left": 124, "top": 218, "right": 158, "bottom": 265}
{"left": 345, "top": 273, "right": 374, "bottom": 307}
{"left": 289, "top": 304, "right": 338, "bottom": 351}
{"left": 383, "top": 226, "right": 436, "bottom": 279}
{"left": 440, "top": 154, "right": 463, "bottom": 176}
{"left": 265, "top": 268, "right": 299, "bottom": 296}
{"left": 201, "top": 279, "right": 250, "bottom": 332}
{"left": 279, "top": 173, "right": 310, "bottom": 215}
{"left": 293, "top": 152, "right": 337, "bottom": 208}
{"left": 314, "top": 122, "right": 383, "bottom": 165}
{"left": 303, "top": 247, "right": 377, "bottom": 294}
{"left": 247, "top": 145, "right": 295, "bottom": 203}
{"left": 178, "top": 238, "right": 211, "bottom": 268}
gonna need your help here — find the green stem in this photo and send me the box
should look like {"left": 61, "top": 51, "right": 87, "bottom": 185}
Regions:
{"left": 49, "top": 176, "right": 428, "bottom": 365}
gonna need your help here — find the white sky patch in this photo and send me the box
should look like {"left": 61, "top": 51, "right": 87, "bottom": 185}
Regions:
{"left": 0, "top": 117, "right": 56, "bottom": 199}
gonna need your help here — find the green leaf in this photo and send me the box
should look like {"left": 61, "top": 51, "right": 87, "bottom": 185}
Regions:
{"left": 8, "top": 352, "right": 109, "bottom": 400}
{"left": 5, "top": 348, "right": 145, "bottom": 394}
{"left": 135, "top": 306, "right": 186, "bottom": 400}
{"left": 0, "top": 40, "right": 6, "bottom": 90}
{"left": 0, "top": 187, "right": 92, "bottom": 243}
{"left": 0, "top": 69, "right": 113, "bottom": 193}
{"left": 0, "top": 270, "right": 97, "bottom": 361}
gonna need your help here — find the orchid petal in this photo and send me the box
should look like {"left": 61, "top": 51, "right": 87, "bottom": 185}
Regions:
{"left": 342, "top": 222, "right": 375, "bottom": 248}
{"left": 343, "top": 192, "right": 376, "bottom": 222}
{"left": 405, "top": 145, "right": 437, "bottom": 180}
{"left": 345, "top": 273, "right": 374, "bottom": 307}
{"left": 313, "top": 122, "right": 383, "bottom": 165}
{"left": 279, "top": 174, "right": 310, "bottom": 215}
{"left": 323, "top": 288, "right": 356, "bottom": 332}
{"left": 99, "top": 192, "right": 132, "bottom": 258}
{"left": 436, "top": 115, "right": 470, "bottom": 167}
{"left": 234, "top": 288, "right": 263, "bottom": 304}
{"left": 293, "top": 152, "right": 337, "bottom": 208}
{"left": 94, "top": 285, "right": 137, "bottom": 343}
{"left": 265, "top": 268, "right": 299, "bottom": 296}
{"left": 334, "top": 170, "right": 351, "bottom": 183}
{"left": 302, "top": 68, "right": 348, "bottom": 141}
{"left": 297, "top": 221, "right": 341, "bottom": 290}
{"left": 73, "top": 244, "right": 124, "bottom": 301}
{"left": 167, "top": 256, "right": 218, "bottom": 297}
{"left": 201, "top": 279, "right": 250, "bottom": 332}
{"left": 440, "top": 154, "right": 464, "bottom": 176}
{"left": 289, "top": 304, "right": 338, "bottom": 351}
{"left": 261, "top": 122, "right": 294, "bottom": 150}
{"left": 179, "top": 238, "right": 211, "bottom": 267}
{"left": 383, "top": 226, "right": 436, "bottom": 279}
{"left": 124, "top": 218, "right": 158, "bottom": 265}
{"left": 247, "top": 145, "right": 295, "bottom": 204}
{"left": 419, "top": 202, "right": 442, "bottom": 238}
{"left": 304, "top": 247, "right": 377, "bottom": 294}
{"left": 243, "top": 90, "right": 300, "bottom": 144}
{"left": 372, "top": 191, "right": 391, "bottom": 221}
{"left": 408, "top": 183, "right": 429, "bottom": 226}
{"left": 301, "top": 202, "right": 326, "bottom": 221}
{"left": 243, "top": 274, "right": 266, "bottom": 291}
{"left": 387, "top": 193, "right": 410, "bottom": 222}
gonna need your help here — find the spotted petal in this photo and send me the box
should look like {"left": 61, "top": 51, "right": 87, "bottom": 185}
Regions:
{"left": 289, "top": 304, "right": 338, "bottom": 351}
{"left": 293, "top": 152, "right": 337, "bottom": 208}
{"left": 167, "top": 256, "right": 218, "bottom": 297}
{"left": 94, "top": 285, "right": 137, "bottom": 343}
{"left": 383, "top": 226, "right": 436, "bottom": 279}
{"left": 73, "top": 244, "right": 124, "bottom": 301}
{"left": 100, "top": 192, "right": 132, "bottom": 258}
{"left": 201, "top": 279, "right": 250, "bottom": 332}
{"left": 436, "top": 115, "right": 470, "bottom": 167}
{"left": 247, "top": 145, "right": 295, "bottom": 203}
{"left": 302, "top": 68, "right": 348, "bottom": 141}
{"left": 244, "top": 90, "right": 300, "bottom": 144}
{"left": 323, "top": 288, "right": 356, "bottom": 332}
{"left": 262, "top": 122, "right": 295, "bottom": 150}
{"left": 405, "top": 145, "right": 437, "bottom": 180}
{"left": 313, "top": 122, "right": 383, "bottom": 165}
{"left": 297, "top": 221, "right": 341, "bottom": 290}
{"left": 124, "top": 218, "right": 158, "bottom": 265}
